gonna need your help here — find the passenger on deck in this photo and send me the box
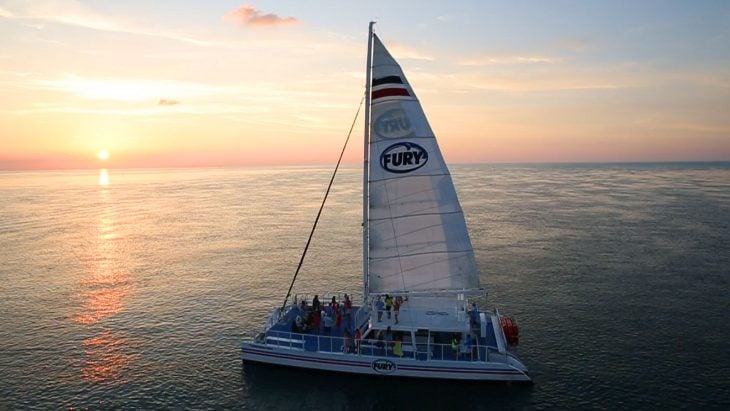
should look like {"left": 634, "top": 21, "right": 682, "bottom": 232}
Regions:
{"left": 393, "top": 334, "right": 403, "bottom": 357}
{"left": 469, "top": 303, "right": 480, "bottom": 328}
{"left": 384, "top": 294, "right": 393, "bottom": 319}
{"left": 375, "top": 329, "right": 385, "bottom": 350}
{"left": 451, "top": 334, "right": 460, "bottom": 359}
{"left": 375, "top": 296, "right": 384, "bottom": 322}
{"left": 354, "top": 328, "right": 362, "bottom": 353}
{"left": 460, "top": 334, "right": 473, "bottom": 360}
{"left": 335, "top": 307, "right": 342, "bottom": 330}
{"left": 295, "top": 315, "right": 305, "bottom": 333}
{"left": 312, "top": 295, "right": 321, "bottom": 312}
{"left": 343, "top": 329, "right": 355, "bottom": 354}
{"left": 330, "top": 296, "right": 337, "bottom": 311}
{"left": 394, "top": 296, "right": 403, "bottom": 324}
{"left": 323, "top": 310, "right": 333, "bottom": 334}
{"left": 344, "top": 294, "right": 353, "bottom": 321}
{"left": 311, "top": 309, "right": 321, "bottom": 333}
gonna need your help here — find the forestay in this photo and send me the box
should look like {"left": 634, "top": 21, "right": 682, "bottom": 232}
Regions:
{"left": 367, "top": 35, "right": 480, "bottom": 294}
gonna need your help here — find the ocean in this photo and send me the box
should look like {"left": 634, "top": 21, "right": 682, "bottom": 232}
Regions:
{"left": 0, "top": 163, "right": 728, "bottom": 409}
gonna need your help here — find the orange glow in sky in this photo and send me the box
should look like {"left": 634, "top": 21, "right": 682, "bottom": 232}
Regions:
{"left": 0, "top": 1, "right": 728, "bottom": 170}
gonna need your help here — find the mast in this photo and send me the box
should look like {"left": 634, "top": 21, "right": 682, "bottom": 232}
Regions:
{"left": 363, "top": 22, "right": 375, "bottom": 300}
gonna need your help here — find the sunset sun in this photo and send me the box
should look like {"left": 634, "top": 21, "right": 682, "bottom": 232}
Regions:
{"left": 97, "top": 150, "right": 109, "bottom": 161}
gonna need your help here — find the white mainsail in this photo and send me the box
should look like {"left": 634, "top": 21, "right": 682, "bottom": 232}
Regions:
{"left": 367, "top": 34, "right": 480, "bottom": 294}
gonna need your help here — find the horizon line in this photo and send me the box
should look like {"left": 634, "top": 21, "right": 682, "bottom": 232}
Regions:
{"left": 2, "top": 159, "right": 730, "bottom": 173}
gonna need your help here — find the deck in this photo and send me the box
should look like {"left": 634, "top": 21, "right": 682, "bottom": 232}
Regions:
{"left": 261, "top": 304, "right": 503, "bottom": 363}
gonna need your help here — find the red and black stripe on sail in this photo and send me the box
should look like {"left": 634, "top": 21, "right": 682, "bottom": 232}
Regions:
{"left": 372, "top": 75, "right": 410, "bottom": 100}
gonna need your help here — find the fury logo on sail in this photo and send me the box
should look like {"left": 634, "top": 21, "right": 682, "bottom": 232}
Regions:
{"left": 371, "top": 359, "right": 397, "bottom": 374}
{"left": 380, "top": 142, "right": 428, "bottom": 174}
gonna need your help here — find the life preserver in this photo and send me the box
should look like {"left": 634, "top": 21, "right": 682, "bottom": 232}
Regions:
{"left": 500, "top": 316, "right": 520, "bottom": 346}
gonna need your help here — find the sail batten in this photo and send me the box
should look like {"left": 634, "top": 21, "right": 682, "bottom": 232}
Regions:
{"left": 367, "top": 34, "right": 480, "bottom": 294}
{"left": 369, "top": 173, "right": 451, "bottom": 184}
{"left": 369, "top": 210, "right": 467, "bottom": 222}
{"left": 370, "top": 249, "right": 476, "bottom": 260}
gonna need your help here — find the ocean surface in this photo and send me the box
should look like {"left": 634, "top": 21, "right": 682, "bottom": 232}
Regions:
{"left": 0, "top": 163, "right": 728, "bottom": 410}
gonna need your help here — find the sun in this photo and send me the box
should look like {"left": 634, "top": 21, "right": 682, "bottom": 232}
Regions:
{"left": 97, "top": 150, "right": 109, "bottom": 161}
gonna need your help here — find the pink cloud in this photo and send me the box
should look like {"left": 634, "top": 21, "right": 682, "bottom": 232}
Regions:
{"left": 223, "top": 4, "right": 298, "bottom": 28}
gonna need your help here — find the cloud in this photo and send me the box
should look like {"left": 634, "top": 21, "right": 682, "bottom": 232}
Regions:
{"left": 0, "top": 6, "right": 14, "bottom": 18}
{"left": 388, "top": 43, "right": 434, "bottom": 61}
{"left": 406, "top": 63, "right": 649, "bottom": 95}
{"left": 223, "top": 4, "right": 298, "bottom": 28}
{"left": 1, "top": 72, "right": 353, "bottom": 118}
{"left": 35, "top": 75, "right": 220, "bottom": 102}
{"left": 1, "top": 0, "right": 220, "bottom": 47}
{"left": 459, "top": 54, "right": 564, "bottom": 66}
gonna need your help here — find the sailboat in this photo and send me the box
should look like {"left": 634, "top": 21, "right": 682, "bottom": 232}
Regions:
{"left": 240, "top": 24, "right": 530, "bottom": 382}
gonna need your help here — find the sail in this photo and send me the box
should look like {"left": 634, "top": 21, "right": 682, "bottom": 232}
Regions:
{"left": 367, "top": 34, "right": 480, "bottom": 294}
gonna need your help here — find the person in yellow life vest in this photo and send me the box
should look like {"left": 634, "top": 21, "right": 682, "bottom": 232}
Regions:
{"left": 384, "top": 294, "right": 393, "bottom": 319}
{"left": 393, "top": 335, "right": 403, "bottom": 357}
{"left": 451, "top": 334, "right": 459, "bottom": 359}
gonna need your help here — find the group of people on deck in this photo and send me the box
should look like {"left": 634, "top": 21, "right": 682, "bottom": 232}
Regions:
{"left": 451, "top": 332, "right": 477, "bottom": 360}
{"left": 373, "top": 326, "right": 407, "bottom": 357}
{"left": 292, "top": 294, "right": 354, "bottom": 336}
{"left": 342, "top": 328, "right": 363, "bottom": 354}
{"left": 290, "top": 294, "right": 481, "bottom": 359}
{"left": 374, "top": 294, "right": 406, "bottom": 324}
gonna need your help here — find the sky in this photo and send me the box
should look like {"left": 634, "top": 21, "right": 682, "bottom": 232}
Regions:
{"left": 1, "top": 0, "right": 729, "bottom": 170}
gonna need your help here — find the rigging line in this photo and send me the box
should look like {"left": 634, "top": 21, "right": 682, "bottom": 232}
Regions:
{"left": 279, "top": 94, "right": 365, "bottom": 316}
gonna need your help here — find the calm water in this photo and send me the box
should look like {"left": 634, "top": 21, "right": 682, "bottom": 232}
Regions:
{"left": 0, "top": 163, "right": 729, "bottom": 409}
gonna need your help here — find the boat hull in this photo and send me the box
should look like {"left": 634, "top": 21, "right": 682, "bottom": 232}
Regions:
{"left": 241, "top": 342, "right": 530, "bottom": 382}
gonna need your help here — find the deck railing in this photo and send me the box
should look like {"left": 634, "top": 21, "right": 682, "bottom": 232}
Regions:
{"left": 248, "top": 329, "right": 513, "bottom": 364}
{"left": 293, "top": 291, "right": 363, "bottom": 308}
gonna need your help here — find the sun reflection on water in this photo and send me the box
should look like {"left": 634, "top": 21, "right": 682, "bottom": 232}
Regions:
{"left": 99, "top": 168, "right": 109, "bottom": 186}
{"left": 71, "top": 181, "right": 136, "bottom": 383}
{"left": 80, "top": 330, "right": 140, "bottom": 384}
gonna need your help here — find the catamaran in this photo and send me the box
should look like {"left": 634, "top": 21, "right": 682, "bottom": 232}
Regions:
{"left": 240, "top": 23, "right": 530, "bottom": 382}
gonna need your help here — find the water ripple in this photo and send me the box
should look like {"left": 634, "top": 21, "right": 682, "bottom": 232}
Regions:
{"left": 0, "top": 164, "right": 729, "bottom": 409}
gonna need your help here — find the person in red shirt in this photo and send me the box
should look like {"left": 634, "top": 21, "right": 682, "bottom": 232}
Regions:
{"left": 311, "top": 309, "right": 321, "bottom": 333}
{"left": 344, "top": 294, "right": 353, "bottom": 312}
{"left": 344, "top": 294, "right": 353, "bottom": 328}
{"left": 394, "top": 297, "right": 401, "bottom": 324}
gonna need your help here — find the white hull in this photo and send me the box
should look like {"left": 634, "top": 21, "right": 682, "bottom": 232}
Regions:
{"left": 241, "top": 342, "right": 530, "bottom": 382}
